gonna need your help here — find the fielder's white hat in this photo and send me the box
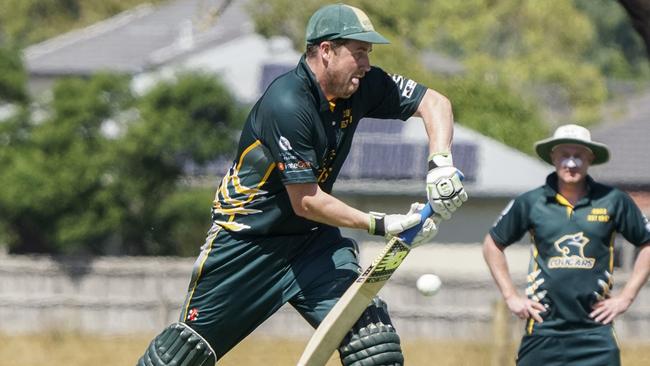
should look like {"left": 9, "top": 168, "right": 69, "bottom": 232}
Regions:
{"left": 534, "top": 124, "right": 610, "bottom": 165}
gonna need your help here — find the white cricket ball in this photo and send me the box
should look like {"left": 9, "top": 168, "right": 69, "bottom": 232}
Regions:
{"left": 416, "top": 274, "right": 442, "bottom": 296}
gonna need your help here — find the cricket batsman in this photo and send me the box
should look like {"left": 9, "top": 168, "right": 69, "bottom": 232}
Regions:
{"left": 137, "top": 3, "right": 467, "bottom": 365}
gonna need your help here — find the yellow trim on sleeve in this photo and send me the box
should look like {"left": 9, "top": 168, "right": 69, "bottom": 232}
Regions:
{"left": 527, "top": 238, "right": 540, "bottom": 335}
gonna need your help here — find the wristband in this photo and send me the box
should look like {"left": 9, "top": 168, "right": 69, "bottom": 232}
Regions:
{"left": 368, "top": 212, "right": 386, "bottom": 236}
{"left": 428, "top": 152, "right": 453, "bottom": 170}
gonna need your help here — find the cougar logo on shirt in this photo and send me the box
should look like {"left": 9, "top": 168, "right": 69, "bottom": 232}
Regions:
{"left": 548, "top": 232, "right": 595, "bottom": 269}
{"left": 279, "top": 136, "right": 292, "bottom": 151}
{"left": 643, "top": 214, "right": 650, "bottom": 233}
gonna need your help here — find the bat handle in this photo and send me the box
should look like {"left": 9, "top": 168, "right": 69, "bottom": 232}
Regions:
{"left": 398, "top": 203, "right": 433, "bottom": 245}
{"left": 398, "top": 171, "right": 464, "bottom": 245}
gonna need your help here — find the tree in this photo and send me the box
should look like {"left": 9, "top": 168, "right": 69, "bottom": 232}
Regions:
{"left": 249, "top": 0, "right": 548, "bottom": 152}
{"left": 618, "top": 0, "right": 650, "bottom": 60}
{"left": 0, "top": 73, "right": 133, "bottom": 254}
{"left": 0, "top": 72, "right": 246, "bottom": 255}
{"left": 112, "top": 72, "right": 246, "bottom": 255}
{"left": 0, "top": 0, "right": 162, "bottom": 46}
{"left": 0, "top": 46, "right": 27, "bottom": 104}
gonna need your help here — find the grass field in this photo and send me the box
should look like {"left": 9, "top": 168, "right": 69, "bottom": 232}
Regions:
{"left": 2, "top": 332, "right": 650, "bottom": 365}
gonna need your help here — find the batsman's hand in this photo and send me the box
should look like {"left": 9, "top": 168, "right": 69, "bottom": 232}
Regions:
{"left": 368, "top": 209, "right": 420, "bottom": 237}
{"left": 406, "top": 202, "right": 440, "bottom": 248}
{"left": 426, "top": 152, "right": 468, "bottom": 220}
{"left": 368, "top": 203, "right": 439, "bottom": 246}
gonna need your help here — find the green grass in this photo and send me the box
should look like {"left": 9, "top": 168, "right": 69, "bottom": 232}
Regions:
{"left": 1, "top": 332, "right": 649, "bottom": 365}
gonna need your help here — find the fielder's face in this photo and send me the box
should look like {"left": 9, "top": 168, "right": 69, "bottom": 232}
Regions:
{"left": 323, "top": 40, "right": 372, "bottom": 99}
{"left": 551, "top": 144, "right": 594, "bottom": 185}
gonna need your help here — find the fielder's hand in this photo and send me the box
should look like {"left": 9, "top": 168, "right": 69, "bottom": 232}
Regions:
{"left": 426, "top": 152, "right": 468, "bottom": 220}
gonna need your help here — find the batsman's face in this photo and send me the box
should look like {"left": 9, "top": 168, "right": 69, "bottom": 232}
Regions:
{"left": 323, "top": 40, "right": 372, "bottom": 99}
{"left": 551, "top": 144, "right": 594, "bottom": 185}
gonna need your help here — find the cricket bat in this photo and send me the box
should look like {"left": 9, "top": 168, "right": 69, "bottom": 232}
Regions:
{"left": 296, "top": 203, "right": 434, "bottom": 366}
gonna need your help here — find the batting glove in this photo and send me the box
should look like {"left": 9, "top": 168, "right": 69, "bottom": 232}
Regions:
{"left": 368, "top": 210, "right": 421, "bottom": 237}
{"left": 406, "top": 202, "right": 440, "bottom": 248}
{"left": 426, "top": 152, "right": 468, "bottom": 220}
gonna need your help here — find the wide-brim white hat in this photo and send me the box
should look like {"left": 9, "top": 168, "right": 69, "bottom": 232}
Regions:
{"left": 534, "top": 124, "right": 610, "bottom": 165}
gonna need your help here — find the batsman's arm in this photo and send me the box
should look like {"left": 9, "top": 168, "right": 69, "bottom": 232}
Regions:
{"left": 413, "top": 88, "right": 454, "bottom": 156}
{"left": 286, "top": 182, "right": 370, "bottom": 230}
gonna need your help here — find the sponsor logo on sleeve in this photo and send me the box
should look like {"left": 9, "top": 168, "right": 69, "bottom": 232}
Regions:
{"left": 390, "top": 74, "right": 417, "bottom": 99}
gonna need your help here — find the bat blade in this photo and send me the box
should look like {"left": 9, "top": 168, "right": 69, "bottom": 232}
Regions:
{"left": 296, "top": 236, "right": 411, "bottom": 366}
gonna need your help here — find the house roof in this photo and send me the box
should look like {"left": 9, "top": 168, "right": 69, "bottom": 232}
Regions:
{"left": 333, "top": 119, "right": 551, "bottom": 198}
{"left": 23, "top": 0, "right": 553, "bottom": 199}
{"left": 24, "top": 0, "right": 251, "bottom": 76}
{"left": 589, "top": 89, "right": 650, "bottom": 189}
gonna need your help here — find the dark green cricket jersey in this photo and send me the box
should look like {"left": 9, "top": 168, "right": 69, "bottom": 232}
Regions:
{"left": 490, "top": 173, "right": 650, "bottom": 335}
{"left": 211, "top": 55, "right": 427, "bottom": 236}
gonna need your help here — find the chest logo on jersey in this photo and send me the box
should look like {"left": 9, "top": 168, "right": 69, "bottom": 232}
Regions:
{"left": 587, "top": 207, "right": 609, "bottom": 222}
{"left": 548, "top": 232, "right": 595, "bottom": 269}
{"left": 341, "top": 108, "right": 352, "bottom": 129}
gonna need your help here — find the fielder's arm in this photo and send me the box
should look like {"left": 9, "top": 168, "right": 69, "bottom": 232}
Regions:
{"left": 482, "top": 234, "right": 545, "bottom": 322}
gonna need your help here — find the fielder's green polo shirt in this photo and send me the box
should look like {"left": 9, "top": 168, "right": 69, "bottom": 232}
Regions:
{"left": 211, "top": 55, "right": 427, "bottom": 236}
{"left": 490, "top": 173, "right": 650, "bottom": 335}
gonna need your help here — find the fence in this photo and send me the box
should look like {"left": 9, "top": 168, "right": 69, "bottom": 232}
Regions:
{"left": 1, "top": 244, "right": 649, "bottom": 343}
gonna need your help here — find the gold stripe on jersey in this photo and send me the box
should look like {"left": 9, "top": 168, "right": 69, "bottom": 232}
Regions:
{"left": 608, "top": 231, "right": 616, "bottom": 273}
{"left": 213, "top": 140, "right": 277, "bottom": 230}
{"left": 527, "top": 240, "right": 540, "bottom": 335}
{"left": 555, "top": 194, "right": 574, "bottom": 218}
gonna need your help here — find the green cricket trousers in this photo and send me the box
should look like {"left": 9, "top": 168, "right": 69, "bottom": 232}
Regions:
{"left": 179, "top": 223, "right": 361, "bottom": 358}
{"left": 516, "top": 325, "right": 620, "bottom": 366}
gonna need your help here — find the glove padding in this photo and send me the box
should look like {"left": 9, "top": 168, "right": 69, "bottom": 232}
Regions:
{"left": 368, "top": 203, "right": 439, "bottom": 247}
{"left": 426, "top": 152, "right": 468, "bottom": 220}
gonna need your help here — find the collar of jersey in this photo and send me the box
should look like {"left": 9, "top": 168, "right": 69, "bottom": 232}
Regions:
{"left": 297, "top": 55, "right": 334, "bottom": 113}
{"left": 543, "top": 172, "right": 595, "bottom": 206}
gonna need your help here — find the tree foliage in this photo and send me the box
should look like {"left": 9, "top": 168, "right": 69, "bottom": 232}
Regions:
{"left": 0, "top": 46, "right": 27, "bottom": 104}
{"left": 0, "top": 0, "right": 162, "bottom": 46}
{"left": 0, "top": 72, "right": 244, "bottom": 255}
{"left": 249, "top": 0, "right": 645, "bottom": 129}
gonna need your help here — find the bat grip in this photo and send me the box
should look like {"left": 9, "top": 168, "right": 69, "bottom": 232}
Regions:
{"left": 398, "top": 203, "right": 433, "bottom": 244}
{"left": 398, "top": 171, "right": 464, "bottom": 245}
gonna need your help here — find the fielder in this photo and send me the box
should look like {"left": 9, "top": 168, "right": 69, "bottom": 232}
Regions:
{"left": 137, "top": 3, "right": 467, "bottom": 365}
{"left": 483, "top": 124, "right": 650, "bottom": 366}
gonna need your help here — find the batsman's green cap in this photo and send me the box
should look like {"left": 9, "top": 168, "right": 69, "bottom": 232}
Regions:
{"left": 534, "top": 124, "right": 610, "bottom": 165}
{"left": 305, "top": 3, "right": 390, "bottom": 45}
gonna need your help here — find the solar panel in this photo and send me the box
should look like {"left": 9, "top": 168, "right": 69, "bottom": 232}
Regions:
{"left": 339, "top": 140, "right": 477, "bottom": 182}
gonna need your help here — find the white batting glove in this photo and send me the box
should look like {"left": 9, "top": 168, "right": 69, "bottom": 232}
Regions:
{"left": 406, "top": 202, "right": 440, "bottom": 248}
{"left": 368, "top": 210, "right": 421, "bottom": 237}
{"left": 426, "top": 152, "right": 468, "bottom": 220}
